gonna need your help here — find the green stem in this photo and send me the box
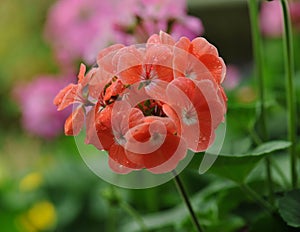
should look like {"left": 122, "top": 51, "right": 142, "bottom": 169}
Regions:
{"left": 280, "top": 0, "right": 298, "bottom": 189}
{"left": 248, "top": 0, "right": 267, "bottom": 140}
{"left": 272, "top": 158, "right": 290, "bottom": 188}
{"left": 249, "top": 127, "right": 262, "bottom": 146}
{"left": 172, "top": 171, "right": 204, "bottom": 232}
{"left": 108, "top": 206, "right": 117, "bottom": 232}
{"left": 248, "top": 0, "right": 275, "bottom": 203}
{"left": 265, "top": 158, "right": 274, "bottom": 204}
{"left": 120, "top": 201, "right": 148, "bottom": 232}
{"left": 240, "top": 184, "right": 276, "bottom": 214}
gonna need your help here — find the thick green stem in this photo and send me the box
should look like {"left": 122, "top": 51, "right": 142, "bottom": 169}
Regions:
{"left": 248, "top": 0, "right": 274, "bottom": 203}
{"left": 173, "top": 171, "right": 204, "bottom": 232}
{"left": 280, "top": 0, "right": 298, "bottom": 189}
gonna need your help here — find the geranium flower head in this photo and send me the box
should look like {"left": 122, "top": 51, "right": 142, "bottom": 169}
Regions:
{"left": 54, "top": 31, "right": 227, "bottom": 174}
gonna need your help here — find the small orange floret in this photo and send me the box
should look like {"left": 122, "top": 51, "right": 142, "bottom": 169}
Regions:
{"left": 77, "top": 63, "right": 86, "bottom": 83}
{"left": 64, "top": 107, "right": 84, "bottom": 136}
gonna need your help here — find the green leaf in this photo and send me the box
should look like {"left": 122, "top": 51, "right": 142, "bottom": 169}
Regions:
{"left": 278, "top": 189, "right": 300, "bottom": 228}
{"left": 207, "top": 141, "right": 291, "bottom": 183}
{"left": 251, "top": 141, "right": 291, "bottom": 156}
{"left": 249, "top": 213, "right": 298, "bottom": 232}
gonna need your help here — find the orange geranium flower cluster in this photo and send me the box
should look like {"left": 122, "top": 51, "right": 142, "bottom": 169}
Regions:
{"left": 54, "top": 31, "right": 227, "bottom": 174}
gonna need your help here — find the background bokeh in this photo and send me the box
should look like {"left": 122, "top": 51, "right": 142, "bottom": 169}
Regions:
{"left": 1, "top": 0, "right": 300, "bottom": 231}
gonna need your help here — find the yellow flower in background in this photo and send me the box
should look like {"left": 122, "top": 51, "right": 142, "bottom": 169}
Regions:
{"left": 19, "top": 172, "right": 43, "bottom": 192}
{"left": 27, "top": 201, "right": 57, "bottom": 230}
{"left": 18, "top": 201, "right": 57, "bottom": 232}
{"left": 18, "top": 216, "right": 37, "bottom": 232}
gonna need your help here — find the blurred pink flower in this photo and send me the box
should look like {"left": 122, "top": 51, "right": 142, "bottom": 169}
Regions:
{"left": 136, "top": 0, "right": 186, "bottom": 20}
{"left": 14, "top": 75, "right": 74, "bottom": 139}
{"left": 222, "top": 65, "right": 241, "bottom": 90}
{"left": 116, "top": 0, "right": 204, "bottom": 42}
{"left": 260, "top": 0, "right": 300, "bottom": 37}
{"left": 290, "top": 1, "right": 300, "bottom": 29}
{"left": 45, "top": 0, "right": 203, "bottom": 66}
{"left": 45, "top": 0, "right": 118, "bottom": 65}
{"left": 171, "top": 16, "right": 204, "bottom": 40}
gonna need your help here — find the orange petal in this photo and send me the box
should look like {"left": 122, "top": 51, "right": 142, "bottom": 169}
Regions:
{"left": 144, "top": 116, "right": 177, "bottom": 135}
{"left": 96, "top": 127, "right": 114, "bottom": 151}
{"left": 153, "top": 65, "right": 174, "bottom": 83}
{"left": 147, "top": 34, "right": 160, "bottom": 44}
{"left": 64, "top": 107, "right": 84, "bottom": 136}
{"left": 53, "top": 84, "right": 77, "bottom": 111}
{"left": 77, "top": 63, "right": 86, "bottom": 83}
{"left": 81, "top": 67, "right": 106, "bottom": 99}
{"left": 109, "top": 144, "right": 144, "bottom": 170}
{"left": 158, "top": 31, "right": 176, "bottom": 45}
{"left": 97, "top": 44, "right": 124, "bottom": 62}
{"left": 175, "top": 36, "right": 190, "bottom": 51}
{"left": 166, "top": 78, "right": 215, "bottom": 152}
{"left": 125, "top": 133, "right": 186, "bottom": 172}
{"left": 174, "top": 37, "right": 225, "bottom": 83}
{"left": 108, "top": 157, "right": 134, "bottom": 174}
{"left": 127, "top": 123, "right": 151, "bottom": 143}
{"left": 144, "top": 78, "right": 169, "bottom": 101}
{"left": 125, "top": 119, "right": 175, "bottom": 157}
{"left": 114, "top": 46, "right": 144, "bottom": 84}
{"left": 144, "top": 45, "right": 173, "bottom": 71}
{"left": 93, "top": 104, "right": 115, "bottom": 150}
{"left": 147, "top": 31, "right": 175, "bottom": 45}
{"left": 85, "top": 107, "right": 104, "bottom": 150}
{"left": 95, "top": 104, "right": 113, "bottom": 129}
{"left": 190, "top": 37, "right": 219, "bottom": 58}
{"left": 129, "top": 108, "right": 144, "bottom": 128}
{"left": 168, "top": 77, "right": 196, "bottom": 100}
{"left": 162, "top": 104, "right": 181, "bottom": 135}
{"left": 175, "top": 51, "right": 214, "bottom": 81}
{"left": 117, "top": 65, "right": 142, "bottom": 85}
{"left": 103, "top": 79, "right": 125, "bottom": 101}
{"left": 148, "top": 135, "right": 187, "bottom": 174}
{"left": 199, "top": 54, "right": 226, "bottom": 84}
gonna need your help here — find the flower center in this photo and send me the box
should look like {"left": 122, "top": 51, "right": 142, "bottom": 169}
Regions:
{"left": 136, "top": 99, "right": 166, "bottom": 117}
{"left": 114, "top": 132, "right": 126, "bottom": 145}
{"left": 182, "top": 106, "right": 197, "bottom": 125}
{"left": 141, "top": 64, "right": 157, "bottom": 81}
{"left": 184, "top": 65, "right": 197, "bottom": 79}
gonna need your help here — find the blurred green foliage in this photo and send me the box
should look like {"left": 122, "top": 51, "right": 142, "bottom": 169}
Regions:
{"left": 0, "top": 0, "right": 58, "bottom": 132}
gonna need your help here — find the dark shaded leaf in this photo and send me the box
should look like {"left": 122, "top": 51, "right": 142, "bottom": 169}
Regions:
{"left": 249, "top": 213, "right": 299, "bottom": 232}
{"left": 278, "top": 189, "right": 300, "bottom": 228}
